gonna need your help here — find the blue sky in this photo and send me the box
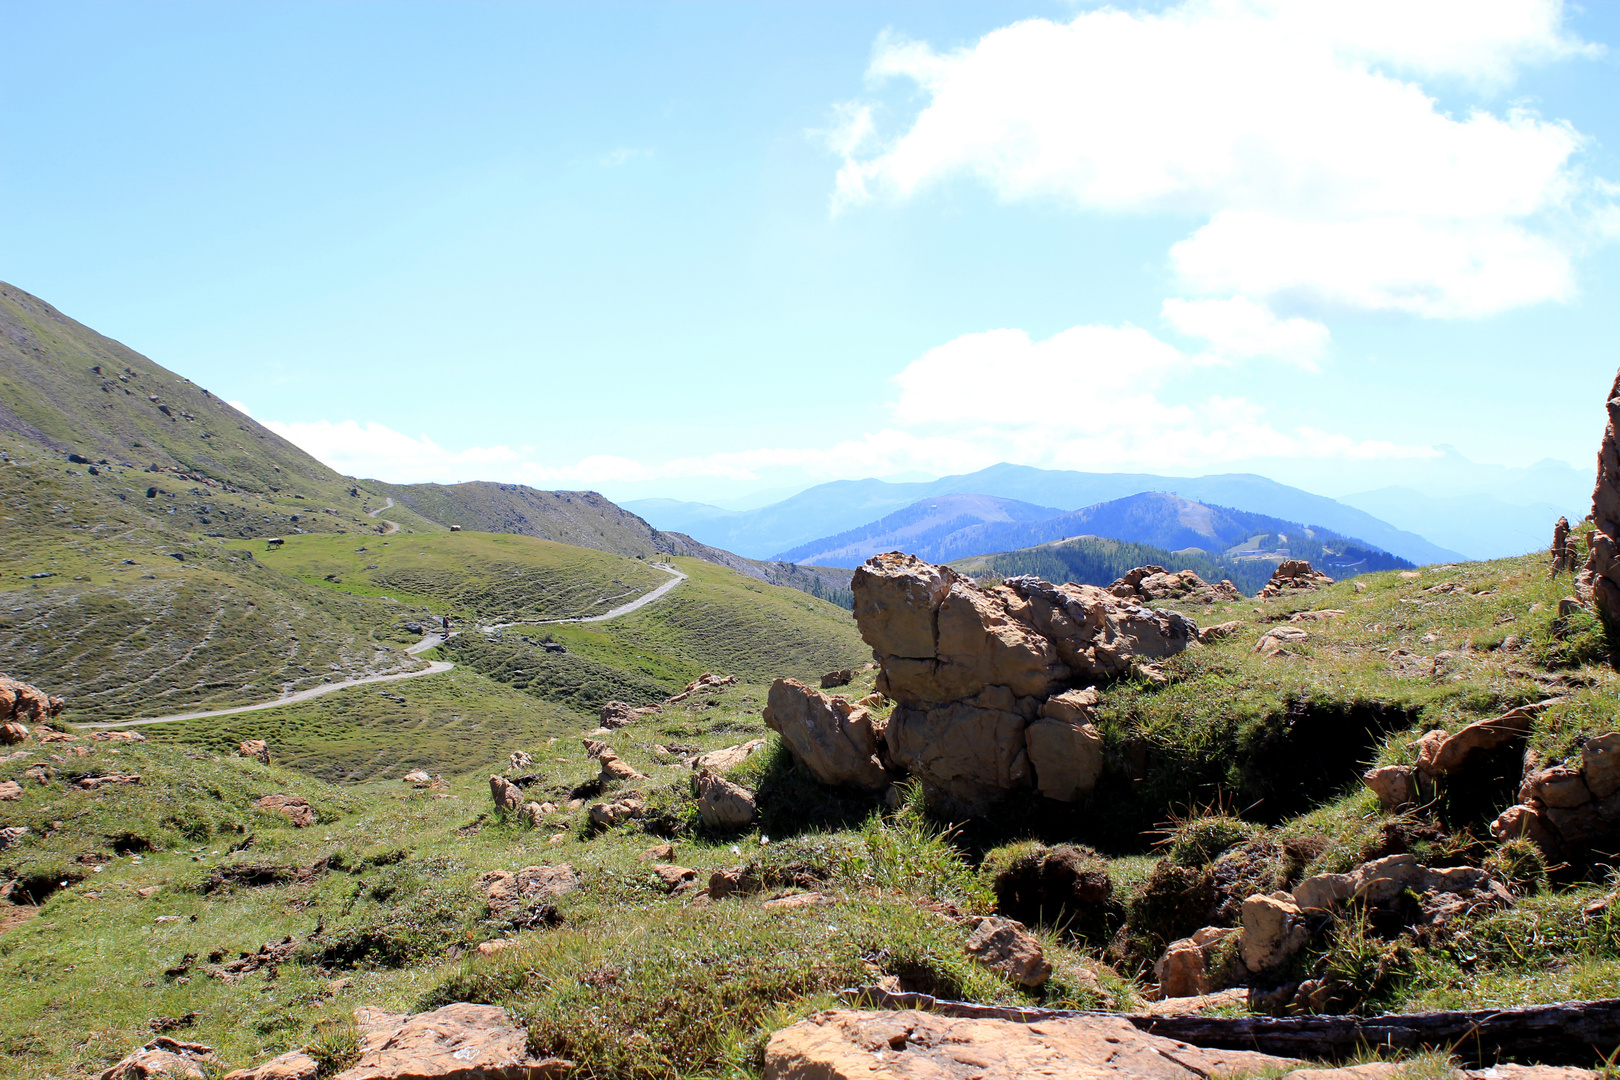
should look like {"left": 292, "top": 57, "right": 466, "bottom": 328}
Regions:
{"left": 5, "top": 1, "right": 1619, "bottom": 512}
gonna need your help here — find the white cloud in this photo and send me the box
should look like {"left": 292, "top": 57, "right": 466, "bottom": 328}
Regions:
{"left": 1161, "top": 297, "right": 1329, "bottom": 366}
{"left": 892, "top": 324, "right": 1203, "bottom": 423}
{"left": 263, "top": 322, "right": 1434, "bottom": 494}
{"left": 262, "top": 419, "right": 520, "bottom": 484}
{"left": 227, "top": 400, "right": 253, "bottom": 417}
{"left": 832, "top": 1, "right": 1607, "bottom": 318}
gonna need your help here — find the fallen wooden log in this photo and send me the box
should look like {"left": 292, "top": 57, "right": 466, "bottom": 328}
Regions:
{"left": 840, "top": 987, "right": 1620, "bottom": 1067}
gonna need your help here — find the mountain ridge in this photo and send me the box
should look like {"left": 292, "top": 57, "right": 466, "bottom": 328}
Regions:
{"left": 627, "top": 463, "right": 1465, "bottom": 566}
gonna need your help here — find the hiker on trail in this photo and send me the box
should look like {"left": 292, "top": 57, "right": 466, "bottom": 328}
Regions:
{"left": 441, "top": 615, "right": 450, "bottom": 632}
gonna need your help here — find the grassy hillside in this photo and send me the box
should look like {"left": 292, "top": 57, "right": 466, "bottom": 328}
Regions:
{"left": 439, "top": 557, "right": 871, "bottom": 713}
{"left": 569, "top": 557, "right": 869, "bottom": 683}
{"left": 367, "top": 481, "right": 672, "bottom": 558}
{"left": 141, "top": 664, "right": 590, "bottom": 782}
{"left": 5, "top": 547, "right": 1620, "bottom": 1078}
{"left": 245, "top": 530, "right": 670, "bottom": 624}
{"left": 0, "top": 283, "right": 396, "bottom": 518}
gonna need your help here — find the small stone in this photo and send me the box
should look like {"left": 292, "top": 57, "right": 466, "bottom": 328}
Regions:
{"left": 963, "top": 915, "right": 1052, "bottom": 988}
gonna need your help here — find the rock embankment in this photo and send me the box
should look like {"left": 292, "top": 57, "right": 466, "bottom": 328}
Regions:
{"left": 1579, "top": 365, "right": 1620, "bottom": 622}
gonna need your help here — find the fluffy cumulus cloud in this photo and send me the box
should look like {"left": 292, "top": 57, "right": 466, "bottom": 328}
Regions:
{"left": 1160, "top": 297, "right": 1329, "bottom": 367}
{"left": 831, "top": 0, "right": 1607, "bottom": 318}
{"left": 884, "top": 321, "right": 1434, "bottom": 473}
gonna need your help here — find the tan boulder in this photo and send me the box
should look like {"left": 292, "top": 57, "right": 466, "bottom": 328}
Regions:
{"left": 0, "top": 676, "right": 64, "bottom": 723}
{"left": 1241, "top": 893, "right": 1308, "bottom": 973}
{"left": 1584, "top": 732, "right": 1620, "bottom": 798}
{"left": 221, "top": 1048, "right": 320, "bottom": 1079}
{"left": 1492, "top": 803, "right": 1561, "bottom": 853}
{"left": 254, "top": 794, "right": 314, "bottom": 827}
{"left": 599, "top": 701, "right": 639, "bottom": 728}
{"left": 1420, "top": 705, "right": 1540, "bottom": 777}
{"left": 0, "top": 780, "right": 21, "bottom": 802}
{"left": 963, "top": 916, "right": 1052, "bottom": 987}
{"left": 819, "top": 669, "right": 852, "bottom": 688}
{"left": 762, "top": 678, "right": 890, "bottom": 791}
{"left": 1110, "top": 566, "right": 1242, "bottom": 604}
{"left": 1363, "top": 765, "right": 1418, "bottom": 810}
{"left": 515, "top": 802, "right": 546, "bottom": 828}
{"left": 403, "top": 769, "right": 432, "bottom": 787}
{"left": 78, "top": 773, "right": 142, "bottom": 789}
{"left": 508, "top": 750, "right": 534, "bottom": 772}
{"left": 1523, "top": 764, "right": 1591, "bottom": 808}
{"left": 476, "top": 939, "right": 520, "bottom": 959}
{"left": 588, "top": 797, "right": 646, "bottom": 830}
{"left": 488, "top": 775, "right": 523, "bottom": 812}
{"left": 0, "top": 721, "right": 27, "bottom": 745}
{"left": 247, "top": 1003, "right": 573, "bottom": 1080}
{"left": 1290, "top": 609, "right": 1346, "bottom": 622}
{"left": 237, "top": 740, "right": 270, "bottom": 765}
{"left": 91, "top": 730, "right": 146, "bottom": 743}
{"left": 596, "top": 748, "right": 646, "bottom": 783}
{"left": 1258, "top": 560, "right": 1334, "bottom": 599}
{"left": 1040, "top": 686, "right": 1100, "bottom": 724}
{"left": 1199, "top": 621, "right": 1241, "bottom": 644}
{"left": 641, "top": 843, "right": 675, "bottom": 861}
{"left": 651, "top": 863, "right": 699, "bottom": 893}
{"left": 1024, "top": 716, "right": 1104, "bottom": 802}
{"left": 1254, "top": 625, "right": 1310, "bottom": 656}
{"left": 1293, "top": 855, "right": 1507, "bottom": 913}
{"left": 689, "top": 738, "right": 765, "bottom": 773}
{"left": 1155, "top": 926, "right": 1237, "bottom": 998}
{"left": 762, "top": 1009, "right": 1295, "bottom": 1080}
{"left": 761, "top": 892, "right": 831, "bottom": 910}
{"left": 694, "top": 767, "right": 757, "bottom": 828}
{"left": 481, "top": 864, "right": 578, "bottom": 916}
{"left": 99, "top": 1037, "right": 220, "bottom": 1079}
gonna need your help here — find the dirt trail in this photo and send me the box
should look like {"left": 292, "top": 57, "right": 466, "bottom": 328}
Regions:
{"left": 368, "top": 496, "right": 400, "bottom": 535}
{"left": 79, "top": 564, "right": 687, "bottom": 729}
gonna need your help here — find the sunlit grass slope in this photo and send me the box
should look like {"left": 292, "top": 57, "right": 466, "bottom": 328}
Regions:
{"left": 243, "top": 530, "right": 669, "bottom": 625}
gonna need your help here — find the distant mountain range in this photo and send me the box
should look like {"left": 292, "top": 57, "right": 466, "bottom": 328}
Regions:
{"left": 626, "top": 462, "right": 1467, "bottom": 566}
{"left": 780, "top": 490, "right": 1413, "bottom": 580}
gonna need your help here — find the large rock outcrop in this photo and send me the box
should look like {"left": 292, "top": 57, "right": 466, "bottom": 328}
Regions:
{"left": 762, "top": 678, "right": 890, "bottom": 791}
{"left": 1579, "top": 366, "right": 1620, "bottom": 623}
{"left": 847, "top": 553, "right": 1195, "bottom": 813}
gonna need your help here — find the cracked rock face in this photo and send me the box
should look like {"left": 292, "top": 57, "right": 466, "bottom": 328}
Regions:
{"left": 848, "top": 552, "right": 1195, "bottom": 814}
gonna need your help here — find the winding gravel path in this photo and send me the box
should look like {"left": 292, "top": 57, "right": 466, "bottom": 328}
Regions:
{"left": 78, "top": 562, "right": 688, "bottom": 729}
{"left": 368, "top": 496, "right": 401, "bottom": 535}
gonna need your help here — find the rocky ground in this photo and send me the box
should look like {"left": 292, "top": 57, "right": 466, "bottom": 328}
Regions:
{"left": 3, "top": 540, "right": 1620, "bottom": 1079}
